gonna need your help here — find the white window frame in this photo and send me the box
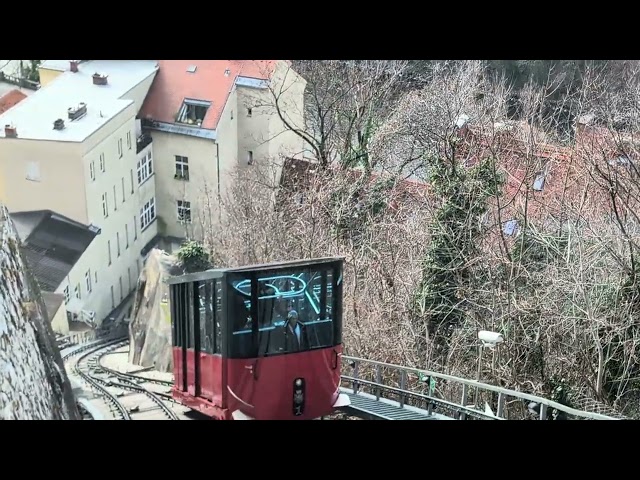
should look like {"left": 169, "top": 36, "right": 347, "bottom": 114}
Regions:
{"left": 100, "top": 153, "right": 105, "bottom": 172}
{"left": 177, "top": 200, "right": 192, "bottom": 223}
{"left": 137, "top": 151, "right": 153, "bottom": 185}
{"left": 127, "top": 131, "right": 132, "bottom": 150}
{"left": 102, "top": 193, "right": 108, "bottom": 218}
{"left": 90, "top": 160, "right": 95, "bottom": 181}
{"left": 118, "top": 138, "right": 123, "bottom": 158}
{"left": 63, "top": 286, "right": 70, "bottom": 304}
{"left": 140, "top": 197, "right": 156, "bottom": 231}
{"left": 175, "top": 155, "right": 189, "bottom": 180}
{"left": 85, "top": 270, "right": 92, "bottom": 293}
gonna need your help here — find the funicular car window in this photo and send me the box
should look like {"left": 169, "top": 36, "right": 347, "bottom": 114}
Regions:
{"left": 227, "top": 264, "right": 339, "bottom": 358}
{"left": 187, "top": 282, "right": 195, "bottom": 349}
{"left": 198, "top": 280, "right": 215, "bottom": 355}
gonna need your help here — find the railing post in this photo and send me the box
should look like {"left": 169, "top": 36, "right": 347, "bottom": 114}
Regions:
{"left": 461, "top": 384, "right": 468, "bottom": 408}
{"left": 399, "top": 370, "right": 406, "bottom": 407}
{"left": 353, "top": 362, "right": 359, "bottom": 394}
{"left": 539, "top": 403, "right": 548, "bottom": 420}
{"left": 496, "top": 393, "right": 505, "bottom": 419}
{"left": 375, "top": 364, "right": 382, "bottom": 400}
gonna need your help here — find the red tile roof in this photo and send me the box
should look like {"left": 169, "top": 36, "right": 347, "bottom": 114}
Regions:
{"left": 139, "top": 60, "right": 279, "bottom": 131}
{"left": 0, "top": 89, "right": 27, "bottom": 115}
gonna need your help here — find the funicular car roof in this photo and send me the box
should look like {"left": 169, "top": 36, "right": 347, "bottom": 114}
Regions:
{"left": 166, "top": 256, "right": 345, "bottom": 285}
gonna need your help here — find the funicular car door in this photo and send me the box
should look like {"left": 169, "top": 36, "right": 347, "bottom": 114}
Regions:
{"left": 186, "top": 282, "right": 199, "bottom": 396}
{"left": 196, "top": 279, "right": 223, "bottom": 404}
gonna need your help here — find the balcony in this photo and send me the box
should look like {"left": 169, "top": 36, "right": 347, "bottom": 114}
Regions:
{"left": 136, "top": 133, "right": 153, "bottom": 154}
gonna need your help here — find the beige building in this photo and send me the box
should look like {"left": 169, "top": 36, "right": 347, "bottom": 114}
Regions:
{"left": 139, "top": 60, "right": 306, "bottom": 246}
{"left": 0, "top": 60, "right": 159, "bottom": 327}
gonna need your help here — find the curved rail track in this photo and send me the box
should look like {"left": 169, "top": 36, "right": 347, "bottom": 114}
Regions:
{"left": 61, "top": 334, "right": 184, "bottom": 420}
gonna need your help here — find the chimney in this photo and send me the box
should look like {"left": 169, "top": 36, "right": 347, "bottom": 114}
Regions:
{"left": 70, "top": 60, "right": 79, "bottom": 73}
{"left": 92, "top": 73, "right": 108, "bottom": 86}
{"left": 53, "top": 119, "right": 65, "bottom": 130}
{"left": 4, "top": 124, "right": 17, "bottom": 138}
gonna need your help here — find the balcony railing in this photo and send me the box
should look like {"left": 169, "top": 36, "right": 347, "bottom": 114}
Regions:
{"left": 136, "top": 133, "right": 153, "bottom": 154}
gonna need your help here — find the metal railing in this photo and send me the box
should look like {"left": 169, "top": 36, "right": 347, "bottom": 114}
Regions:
{"left": 341, "top": 355, "right": 620, "bottom": 420}
{"left": 136, "top": 133, "right": 152, "bottom": 154}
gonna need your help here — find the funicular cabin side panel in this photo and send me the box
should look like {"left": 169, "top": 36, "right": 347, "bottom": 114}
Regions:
{"left": 196, "top": 278, "right": 224, "bottom": 406}
{"left": 170, "top": 274, "right": 226, "bottom": 412}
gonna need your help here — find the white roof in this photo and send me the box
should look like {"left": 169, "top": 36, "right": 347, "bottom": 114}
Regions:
{"left": 0, "top": 60, "right": 158, "bottom": 142}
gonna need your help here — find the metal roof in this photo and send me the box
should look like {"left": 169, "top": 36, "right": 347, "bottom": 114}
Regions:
{"left": 10, "top": 210, "right": 98, "bottom": 292}
{"left": 166, "top": 256, "right": 345, "bottom": 285}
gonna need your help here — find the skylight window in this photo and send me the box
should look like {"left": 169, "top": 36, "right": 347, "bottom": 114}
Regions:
{"left": 187, "top": 65, "right": 197, "bottom": 73}
{"left": 503, "top": 219, "right": 519, "bottom": 237}
{"left": 533, "top": 172, "right": 546, "bottom": 191}
{"left": 175, "top": 99, "right": 211, "bottom": 126}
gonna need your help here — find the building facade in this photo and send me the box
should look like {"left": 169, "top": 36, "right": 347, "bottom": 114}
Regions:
{"left": 139, "top": 60, "right": 306, "bottom": 246}
{"left": 0, "top": 60, "right": 160, "bottom": 326}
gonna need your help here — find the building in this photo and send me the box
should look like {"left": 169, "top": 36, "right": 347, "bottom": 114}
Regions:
{"left": 11, "top": 210, "right": 99, "bottom": 334}
{"left": 139, "top": 60, "right": 306, "bottom": 246}
{"left": 0, "top": 60, "right": 160, "bottom": 326}
{"left": 0, "top": 89, "right": 27, "bottom": 115}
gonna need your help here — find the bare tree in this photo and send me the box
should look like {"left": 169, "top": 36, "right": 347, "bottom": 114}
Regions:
{"left": 260, "top": 60, "right": 410, "bottom": 170}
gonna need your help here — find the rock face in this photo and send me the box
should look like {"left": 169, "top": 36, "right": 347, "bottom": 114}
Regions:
{"left": 0, "top": 206, "right": 79, "bottom": 420}
{"left": 128, "top": 248, "right": 184, "bottom": 373}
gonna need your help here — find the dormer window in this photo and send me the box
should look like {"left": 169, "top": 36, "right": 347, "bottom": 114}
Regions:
{"left": 533, "top": 172, "right": 546, "bottom": 191}
{"left": 175, "top": 99, "right": 211, "bottom": 126}
{"left": 503, "top": 219, "right": 519, "bottom": 237}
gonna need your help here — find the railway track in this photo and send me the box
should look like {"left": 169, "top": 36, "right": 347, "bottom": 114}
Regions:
{"left": 62, "top": 336, "right": 189, "bottom": 420}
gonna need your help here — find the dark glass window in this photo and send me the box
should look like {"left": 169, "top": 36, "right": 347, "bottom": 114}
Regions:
{"left": 227, "top": 264, "right": 342, "bottom": 359}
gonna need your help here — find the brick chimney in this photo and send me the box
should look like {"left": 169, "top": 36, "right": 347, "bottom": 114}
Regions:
{"left": 70, "top": 60, "right": 79, "bottom": 73}
{"left": 4, "top": 125, "right": 17, "bottom": 138}
{"left": 92, "top": 73, "right": 108, "bottom": 86}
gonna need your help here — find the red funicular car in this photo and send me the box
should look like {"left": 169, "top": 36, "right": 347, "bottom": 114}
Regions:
{"left": 167, "top": 256, "right": 350, "bottom": 420}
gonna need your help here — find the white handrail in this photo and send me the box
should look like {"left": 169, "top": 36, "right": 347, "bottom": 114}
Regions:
{"left": 342, "top": 355, "right": 620, "bottom": 420}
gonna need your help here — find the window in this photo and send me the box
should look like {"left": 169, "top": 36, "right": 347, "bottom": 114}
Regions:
{"left": 90, "top": 161, "right": 95, "bottom": 181}
{"left": 119, "top": 276, "right": 123, "bottom": 301}
{"left": 85, "top": 270, "right": 92, "bottom": 293}
{"left": 63, "top": 286, "right": 70, "bottom": 304}
{"left": 175, "top": 156, "right": 189, "bottom": 180}
{"left": 503, "top": 219, "right": 519, "bottom": 237}
{"left": 140, "top": 197, "right": 156, "bottom": 230}
{"left": 26, "top": 161, "right": 40, "bottom": 182}
{"left": 175, "top": 99, "right": 211, "bottom": 126}
{"left": 231, "top": 110, "right": 234, "bottom": 120}
{"left": 100, "top": 153, "right": 105, "bottom": 172}
{"left": 125, "top": 223, "right": 129, "bottom": 248}
{"left": 116, "top": 232, "right": 121, "bottom": 257}
{"left": 128, "top": 267, "right": 132, "bottom": 292}
{"left": 133, "top": 215, "right": 137, "bottom": 240}
{"left": 113, "top": 186, "right": 118, "bottom": 211}
{"left": 126, "top": 131, "right": 132, "bottom": 150}
{"left": 136, "top": 259, "right": 140, "bottom": 278}
{"left": 75, "top": 283, "right": 81, "bottom": 300}
{"left": 130, "top": 169, "right": 134, "bottom": 193}
{"left": 227, "top": 263, "right": 342, "bottom": 359}
{"left": 118, "top": 138, "right": 123, "bottom": 158}
{"left": 107, "top": 240, "right": 112, "bottom": 265}
{"left": 247, "top": 107, "right": 252, "bottom": 117}
{"left": 102, "top": 193, "right": 108, "bottom": 218}
{"left": 111, "top": 286, "right": 115, "bottom": 309}
{"left": 247, "top": 151, "right": 254, "bottom": 165}
{"left": 121, "top": 177, "right": 126, "bottom": 203}
{"left": 177, "top": 200, "right": 192, "bottom": 223}
{"left": 137, "top": 151, "right": 153, "bottom": 185}
{"left": 95, "top": 271, "right": 98, "bottom": 284}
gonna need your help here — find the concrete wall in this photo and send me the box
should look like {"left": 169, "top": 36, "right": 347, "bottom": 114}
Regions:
{"left": 0, "top": 138, "right": 87, "bottom": 222}
{"left": 50, "top": 304, "right": 69, "bottom": 335}
{"left": 148, "top": 130, "right": 218, "bottom": 241}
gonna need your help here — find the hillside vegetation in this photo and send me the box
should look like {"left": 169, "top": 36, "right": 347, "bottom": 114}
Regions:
{"left": 194, "top": 60, "right": 640, "bottom": 417}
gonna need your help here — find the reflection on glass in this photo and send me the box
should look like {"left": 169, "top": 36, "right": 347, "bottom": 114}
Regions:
{"left": 228, "top": 267, "right": 337, "bottom": 358}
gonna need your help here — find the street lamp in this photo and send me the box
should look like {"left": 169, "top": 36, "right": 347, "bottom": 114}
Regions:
{"left": 475, "top": 330, "right": 504, "bottom": 409}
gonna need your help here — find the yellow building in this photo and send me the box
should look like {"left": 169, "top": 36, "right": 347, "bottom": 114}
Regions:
{"left": 0, "top": 60, "right": 159, "bottom": 326}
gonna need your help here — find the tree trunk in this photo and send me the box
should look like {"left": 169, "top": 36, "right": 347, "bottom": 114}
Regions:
{"left": 0, "top": 205, "right": 79, "bottom": 420}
